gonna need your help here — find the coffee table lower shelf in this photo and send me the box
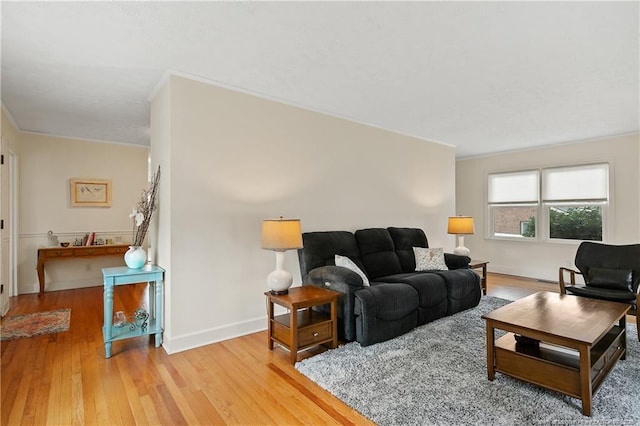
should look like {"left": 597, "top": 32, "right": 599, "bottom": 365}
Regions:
{"left": 494, "top": 327, "right": 626, "bottom": 406}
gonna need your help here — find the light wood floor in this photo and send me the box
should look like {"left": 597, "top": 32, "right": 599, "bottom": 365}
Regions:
{"left": 0, "top": 274, "right": 634, "bottom": 425}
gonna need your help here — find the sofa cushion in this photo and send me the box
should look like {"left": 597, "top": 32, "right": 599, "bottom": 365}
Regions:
{"left": 298, "top": 231, "right": 364, "bottom": 282}
{"left": 354, "top": 283, "right": 418, "bottom": 346}
{"left": 335, "top": 254, "right": 370, "bottom": 286}
{"left": 387, "top": 227, "right": 429, "bottom": 272}
{"left": 375, "top": 273, "right": 448, "bottom": 325}
{"left": 435, "top": 269, "right": 482, "bottom": 315}
{"left": 414, "top": 247, "right": 449, "bottom": 271}
{"left": 355, "top": 228, "right": 402, "bottom": 280}
{"left": 586, "top": 267, "right": 633, "bottom": 292}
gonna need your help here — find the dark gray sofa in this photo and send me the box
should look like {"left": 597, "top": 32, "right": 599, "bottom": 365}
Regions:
{"left": 298, "top": 227, "right": 481, "bottom": 346}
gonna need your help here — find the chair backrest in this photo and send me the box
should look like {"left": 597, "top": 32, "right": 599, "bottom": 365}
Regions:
{"left": 574, "top": 241, "right": 640, "bottom": 292}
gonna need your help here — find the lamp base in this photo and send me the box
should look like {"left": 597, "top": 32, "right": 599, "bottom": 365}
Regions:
{"left": 453, "top": 246, "right": 471, "bottom": 257}
{"left": 269, "top": 289, "right": 289, "bottom": 295}
{"left": 266, "top": 253, "right": 293, "bottom": 294}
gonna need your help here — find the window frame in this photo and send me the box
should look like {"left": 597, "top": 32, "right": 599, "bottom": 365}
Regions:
{"left": 486, "top": 162, "right": 611, "bottom": 244}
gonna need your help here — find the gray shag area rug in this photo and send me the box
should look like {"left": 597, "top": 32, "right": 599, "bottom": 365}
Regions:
{"left": 296, "top": 297, "right": 640, "bottom": 425}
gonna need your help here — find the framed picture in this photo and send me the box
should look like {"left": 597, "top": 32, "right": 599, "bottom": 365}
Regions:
{"left": 70, "top": 178, "right": 112, "bottom": 207}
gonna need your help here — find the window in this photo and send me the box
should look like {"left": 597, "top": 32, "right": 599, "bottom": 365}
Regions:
{"left": 488, "top": 170, "right": 539, "bottom": 238}
{"left": 542, "top": 164, "right": 608, "bottom": 241}
{"left": 488, "top": 163, "right": 609, "bottom": 242}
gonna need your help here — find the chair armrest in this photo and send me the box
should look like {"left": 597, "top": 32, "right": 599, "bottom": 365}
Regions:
{"left": 444, "top": 253, "right": 471, "bottom": 270}
{"left": 559, "top": 267, "right": 581, "bottom": 294}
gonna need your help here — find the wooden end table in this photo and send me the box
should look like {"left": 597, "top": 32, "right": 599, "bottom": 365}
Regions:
{"left": 482, "top": 292, "right": 628, "bottom": 416}
{"left": 469, "top": 260, "right": 488, "bottom": 295}
{"left": 265, "top": 286, "right": 341, "bottom": 364}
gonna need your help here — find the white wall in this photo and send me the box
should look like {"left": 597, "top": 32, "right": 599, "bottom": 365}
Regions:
{"left": 17, "top": 132, "right": 148, "bottom": 293}
{"left": 456, "top": 134, "right": 640, "bottom": 282}
{"left": 150, "top": 80, "right": 173, "bottom": 339}
{"left": 151, "top": 75, "right": 457, "bottom": 354}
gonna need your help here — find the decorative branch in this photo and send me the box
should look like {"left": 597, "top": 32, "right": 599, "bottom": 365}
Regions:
{"left": 129, "top": 166, "right": 161, "bottom": 247}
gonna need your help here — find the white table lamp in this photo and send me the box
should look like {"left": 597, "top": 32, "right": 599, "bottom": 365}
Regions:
{"left": 447, "top": 216, "right": 475, "bottom": 257}
{"left": 261, "top": 217, "right": 303, "bottom": 294}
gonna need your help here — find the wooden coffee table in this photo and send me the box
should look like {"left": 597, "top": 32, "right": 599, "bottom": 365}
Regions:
{"left": 482, "top": 291, "right": 629, "bottom": 416}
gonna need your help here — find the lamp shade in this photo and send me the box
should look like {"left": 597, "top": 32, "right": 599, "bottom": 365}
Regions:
{"left": 261, "top": 218, "right": 303, "bottom": 251}
{"left": 447, "top": 216, "right": 475, "bottom": 235}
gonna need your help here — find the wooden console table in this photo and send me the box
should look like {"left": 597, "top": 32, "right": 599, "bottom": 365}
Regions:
{"left": 37, "top": 244, "right": 129, "bottom": 295}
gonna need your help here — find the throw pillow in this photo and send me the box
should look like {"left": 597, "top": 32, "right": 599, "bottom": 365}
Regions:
{"left": 587, "top": 267, "right": 633, "bottom": 292}
{"left": 414, "top": 247, "right": 449, "bottom": 271}
{"left": 335, "top": 254, "right": 370, "bottom": 286}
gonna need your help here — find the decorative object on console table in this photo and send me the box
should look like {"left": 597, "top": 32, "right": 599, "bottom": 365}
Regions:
{"left": 125, "top": 166, "right": 161, "bottom": 269}
{"left": 261, "top": 217, "right": 303, "bottom": 294}
{"left": 448, "top": 215, "right": 475, "bottom": 257}
{"left": 124, "top": 246, "right": 147, "bottom": 269}
{"left": 70, "top": 178, "right": 112, "bottom": 207}
{"left": 47, "top": 230, "right": 59, "bottom": 247}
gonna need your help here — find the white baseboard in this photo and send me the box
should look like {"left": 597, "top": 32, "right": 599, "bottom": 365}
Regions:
{"left": 162, "top": 316, "right": 266, "bottom": 355}
{"left": 488, "top": 264, "right": 558, "bottom": 283}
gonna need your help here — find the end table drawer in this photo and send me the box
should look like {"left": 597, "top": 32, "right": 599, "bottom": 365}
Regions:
{"left": 299, "top": 322, "right": 332, "bottom": 347}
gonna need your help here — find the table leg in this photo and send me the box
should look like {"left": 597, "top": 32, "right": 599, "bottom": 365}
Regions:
{"left": 154, "top": 279, "right": 163, "bottom": 347}
{"left": 266, "top": 299, "right": 274, "bottom": 350}
{"left": 103, "top": 283, "right": 114, "bottom": 358}
{"left": 481, "top": 264, "right": 487, "bottom": 295}
{"left": 330, "top": 299, "right": 338, "bottom": 349}
{"left": 620, "top": 316, "right": 627, "bottom": 360}
{"left": 148, "top": 282, "right": 156, "bottom": 319}
{"left": 37, "top": 255, "right": 45, "bottom": 296}
{"left": 290, "top": 308, "right": 298, "bottom": 364}
{"left": 579, "top": 344, "right": 592, "bottom": 416}
{"left": 486, "top": 321, "right": 495, "bottom": 380}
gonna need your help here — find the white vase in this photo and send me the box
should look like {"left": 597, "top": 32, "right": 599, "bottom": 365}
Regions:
{"left": 124, "top": 246, "right": 146, "bottom": 269}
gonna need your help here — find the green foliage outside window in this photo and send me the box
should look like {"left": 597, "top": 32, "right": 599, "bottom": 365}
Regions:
{"left": 549, "top": 206, "right": 602, "bottom": 241}
{"left": 520, "top": 207, "right": 602, "bottom": 240}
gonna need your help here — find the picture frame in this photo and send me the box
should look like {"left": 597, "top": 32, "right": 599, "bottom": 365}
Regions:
{"left": 70, "top": 178, "right": 112, "bottom": 207}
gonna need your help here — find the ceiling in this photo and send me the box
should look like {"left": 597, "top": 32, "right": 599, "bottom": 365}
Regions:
{"left": 2, "top": 1, "right": 638, "bottom": 158}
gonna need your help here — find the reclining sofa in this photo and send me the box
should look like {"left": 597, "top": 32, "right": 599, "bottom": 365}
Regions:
{"left": 297, "top": 227, "right": 481, "bottom": 346}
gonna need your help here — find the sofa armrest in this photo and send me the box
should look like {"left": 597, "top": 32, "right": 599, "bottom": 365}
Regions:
{"left": 444, "top": 253, "right": 471, "bottom": 270}
{"left": 307, "top": 265, "right": 365, "bottom": 292}
{"left": 304, "top": 266, "right": 364, "bottom": 342}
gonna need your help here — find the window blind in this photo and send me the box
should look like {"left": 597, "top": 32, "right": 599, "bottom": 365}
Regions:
{"left": 488, "top": 170, "right": 539, "bottom": 204}
{"left": 542, "top": 163, "right": 609, "bottom": 202}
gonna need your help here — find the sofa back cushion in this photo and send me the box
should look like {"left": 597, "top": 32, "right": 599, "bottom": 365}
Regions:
{"left": 355, "top": 228, "right": 402, "bottom": 280}
{"left": 387, "top": 227, "right": 429, "bottom": 273}
{"left": 298, "top": 231, "right": 365, "bottom": 282}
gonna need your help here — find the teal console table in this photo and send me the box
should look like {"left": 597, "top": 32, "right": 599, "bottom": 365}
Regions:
{"left": 102, "top": 265, "right": 165, "bottom": 358}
